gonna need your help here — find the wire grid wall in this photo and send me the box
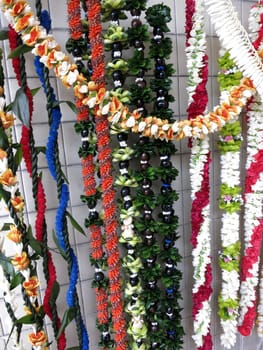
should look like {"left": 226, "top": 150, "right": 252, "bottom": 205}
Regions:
{"left": 0, "top": 0, "right": 261, "bottom": 349}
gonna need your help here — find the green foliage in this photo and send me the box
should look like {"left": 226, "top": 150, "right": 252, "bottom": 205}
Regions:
{"left": 148, "top": 38, "right": 173, "bottom": 59}
{"left": 145, "top": 4, "right": 171, "bottom": 32}
{"left": 12, "top": 88, "right": 30, "bottom": 128}
{"left": 104, "top": 25, "right": 128, "bottom": 51}
{"left": 101, "top": 0, "right": 127, "bottom": 22}
{"left": 66, "top": 211, "right": 86, "bottom": 236}
{"left": 125, "top": 0, "right": 147, "bottom": 10}
{"left": 56, "top": 308, "right": 76, "bottom": 339}
{"left": 218, "top": 295, "right": 239, "bottom": 320}
{"left": 129, "top": 85, "right": 152, "bottom": 104}
{"left": 127, "top": 24, "right": 150, "bottom": 44}
{"left": 8, "top": 44, "right": 32, "bottom": 59}
{"left": 128, "top": 51, "right": 152, "bottom": 75}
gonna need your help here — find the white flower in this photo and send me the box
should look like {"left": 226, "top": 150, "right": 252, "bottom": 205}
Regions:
{"left": 56, "top": 61, "right": 70, "bottom": 77}
{"left": 126, "top": 116, "right": 135, "bottom": 128}
{"left": 66, "top": 70, "right": 79, "bottom": 86}
{"left": 54, "top": 51, "right": 66, "bottom": 62}
{"left": 138, "top": 121, "right": 146, "bottom": 132}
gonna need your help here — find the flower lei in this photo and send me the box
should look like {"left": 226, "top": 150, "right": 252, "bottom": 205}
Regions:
{"left": 185, "top": 1, "right": 212, "bottom": 349}
{"left": 238, "top": 2, "right": 263, "bottom": 337}
{"left": 32, "top": 2, "right": 89, "bottom": 348}
{"left": 217, "top": 50, "right": 243, "bottom": 349}
{"left": 0, "top": 51, "right": 48, "bottom": 349}
{"left": 144, "top": 4, "right": 183, "bottom": 349}
{"left": 66, "top": 0, "right": 111, "bottom": 348}
{"left": 87, "top": 0, "right": 127, "bottom": 348}
{"left": 103, "top": 0, "right": 148, "bottom": 348}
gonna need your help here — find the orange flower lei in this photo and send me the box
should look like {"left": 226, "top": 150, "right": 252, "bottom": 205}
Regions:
{"left": 0, "top": 0, "right": 256, "bottom": 143}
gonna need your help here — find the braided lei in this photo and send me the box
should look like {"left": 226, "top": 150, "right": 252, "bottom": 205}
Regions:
{"left": 237, "top": 2, "right": 263, "bottom": 338}
{"left": 185, "top": 1, "right": 212, "bottom": 349}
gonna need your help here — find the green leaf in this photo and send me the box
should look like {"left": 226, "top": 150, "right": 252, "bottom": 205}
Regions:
{"left": 12, "top": 88, "right": 30, "bottom": 128}
{"left": 50, "top": 280, "right": 60, "bottom": 304}
{"left": 10, "top": 272, "right": 24, "bottom": 290}
{"left": 0, "top": 185, "right": 11, "bottom": 203}
{"left": 0, "top": 128, "right": 9, "bottom": 149}
{"left": 0, "top": 30, "right": 8, "bottom": 41}
{"left": 0, "top": 252, "right": 15, "bottom": 278}
{"left": 52, "top": 100, "right": 78, "bottom": 114}
{"left": 30, "top": 87, "right": 41, "bottom": 97}
{"left": 16, "top": 314, "right": 34, "bottom": 324}
{"left": 52, "top": 230, "right": 67, "bottom": 260}
{"left": 26, "top": 225, "right": 43, "bottom": 256}
{"left": 35, "top": 146, "right": 46, "bottom": 155}
{"left": 56, "top": 308, "right": 76, "bottom": 340}
{"left": 66, "top": 211, "right": 86, "bottom": 236}
{"left": 8, "top": 44, "right": 32, "bottom": 59}
{"left": 13, "top": 146, "right": 22, "bottom": 172}
{"left": 0, "top": 223, "right": 14, "bottom": 231}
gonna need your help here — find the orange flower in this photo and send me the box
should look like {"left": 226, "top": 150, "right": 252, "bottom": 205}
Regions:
{"left": 28, "top": 330, "right": 47, "bottom": 347}
{"left": 14, "top": 12, "right": 34, "bottom": 32}
{"left": 1, "top": 0, "right": 15, "bottom": 5}
{"left": 34, "top": 41, "right": 48, "bottom": 57}
{"left": 11, "top": 251, "right": 30, "bottom": 270}
{"left": 24, "top": 26, "right": 40, "bottom": 46}
{"left": 11, "top": 196, "right": 24, "bottom": 211}
{"left": 0, "top": 149, "right": 7, "bottom": 160}
{"left": 11, "top": 1, "right": 27, "bottom": 16}
{"left": 109, "top": 96, "right": 122, "bottom": 114}
{"left": 0, "top": 111, "right": 15, "bottom": 128}
{"left": 0, "top": 168, "right": 17, "bottom": 186}
{"left": 23, "top": 276, "right": 39, "bottom": 297}
{"left": 24, "top": 303, "right": 41, "bottom": 315}
{"left": 7, "top": 225, "right": 22, "bottom": 243}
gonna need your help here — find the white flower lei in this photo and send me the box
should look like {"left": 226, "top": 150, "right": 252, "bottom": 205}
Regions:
{"left": 187, "top": 1, "right": 212, "bottom": 346}
{"left": 238, "top": 94, "right": 263, "bottom": 329}
{"left": 204, "top": 0, "right": 263, "bottom": 99}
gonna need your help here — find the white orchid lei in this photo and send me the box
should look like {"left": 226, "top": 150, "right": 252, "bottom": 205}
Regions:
{"left": 186, "top": 0, "right": 212, "bottom": 348}
{"left": 217, "top": 50, "right": 243, "bottom": 349}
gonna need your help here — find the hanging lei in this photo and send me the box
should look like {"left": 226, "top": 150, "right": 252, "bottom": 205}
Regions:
{"left": 86, "top": 0, "right": 127, "bottom": 348}
{"left": 238, "top": 1, "right": 263, "bottom": 337}
{"left": 33, "top": 2, "right": 72, "bottom": 348}
{"left": 0, "top": 49, "right": 48, "bottom": 350}
{"left": 249, "top": 2, "right": 263, "bottom": 338}
{"left": 185, "top": 1, "right": 212, "bottom": 349}
{"left": 217, "top": 50, "right": 243, "bottom": 349}
{"left": 143, "top": 4, "right": 183, "bottom": 349}
{"left": 32, "top": 1, "right": 89, "bottom": 348}
{"left": 103, "top": 0, "right": 148, "bottom": 348}
{"left": 120, "top": 0, "right": 151, "bottom": 348}
{"left": 66, "top": 0, "right": 112, "bottom": 347}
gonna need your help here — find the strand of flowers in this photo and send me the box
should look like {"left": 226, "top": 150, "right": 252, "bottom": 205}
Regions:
{"left": 237, "top": 93, "right": 263, "bottom": 337}
{"left": 237, "top": 2, "right": 263, "bottom": 336}
{"left": 144, "top": 4, "right": 183, "bottom": 349}
{"left": 185, "top": 1, "right": 212, "bottom": 349}
{"left": 0, "top": 49, "right": 26, "bottom": 349}
{"left": 249, "top": 2, "right": 263, "bottom": 337}
{"left": 8, "top": 24, "right": 70, "bottom": 349}
{"left": 66, "top": 0, "right": 112, "bottom": 347}
{"left": 86, "top": 0, "right": 127, "bottom": 348}
{"left": 32, "top": 2, "right": 89, "bottom": 347}
{"left": 0, "top": 0, "right": 258, "bottom": 142}
{"left": 102, "top": 0, "right": 149, "bottom": 348}
{"left": 204, "top": 0, "right": 263, "bottom": 98}
{"left": 0, "top": 76, "right": 48, "bottom": 348}
{"left": 33, "top": 3, "right": 68, "bottom": 348}
{"left": 119, "top": 0, "right": 153, "bottom": 348}
{"left": 216, "top": 50, "right": 243, "bottom": 349}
